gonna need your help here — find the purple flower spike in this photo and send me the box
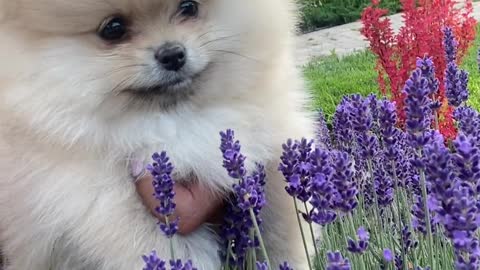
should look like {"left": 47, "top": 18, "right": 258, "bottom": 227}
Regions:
{"left": 424, "top": 134, "right": 480, "bottom": 269}
{"left": 333, "top": 97, "right": 354, "bottom": 152}
{"left": 443, "top": 27, "right": 469, "bottom": 107}
{"left": 279, "top": 262, "right": 294, "bottom": 270}
{"left": 379, "top": 99, "right": 399, "bottom": 159}
{"left": 233, "top": 174, "right": 265, "bottom": 212}
{"left": 350, "top": 95, "right": 378, "bottom": 159}
{"left": 169, "top": 260, "right": 198, "bottom": 270}
{"left": 416, "top": 57, "right": 441, "bottom": 111}
{"left": 404, "top": 68, "right": 433, "bottom": 150}
{"left": 411, "top": 195, "right": 428, "bottom": 235}
{"left": 374, "top": 165, "right": 394, "bottom": 207}
{"left": 326, "top": 251, "right": 351, "bottom": 270}
{"left": 453, "top": 134, "right": 480, "bottom": 194}
{"left": 142, "top": 251, "right": 167, "bottom": 270}
{"left": 445, "top": 62, "right": 469, "bottom": 107}
{"left": 444, "top": 27, "right": 458, "bottom": 64}
{"left": 220, "top": 130, "right": 267, "bottom": 267}
{"left": 317, "top": 110, "right": 332, "bottom": 149}
{"left": 383, "top": 249, "right": 394, "bottom": 262}
{"left": 401, "top": 226, "right": 418, "bottom": 254}
{"left": 279, "top": 138, "right": 314, "bottom": 202}
{"left": 331, "top": 151, "right": 357, "bottom": 213}
{"left": 309, "top": 173, "right": 337, "bottom": 225}
{"left": 256, "top": 261, "right": 268, "bottom": 270}
{"left": 454, "top": 107, "right": 480, "bottom": 140}
{"left": 220, "top": 130, "right": 247, "bottom": 179}
{"left": 347, "top": 227, "right": 369, "bottom": 254}
{"left": 147, "top": 152, "right": 179, "bottom": 237}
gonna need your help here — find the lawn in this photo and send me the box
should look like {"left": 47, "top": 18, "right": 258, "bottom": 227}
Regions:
{"left": 304, "top": 25, "right": 480, "bottom": 122}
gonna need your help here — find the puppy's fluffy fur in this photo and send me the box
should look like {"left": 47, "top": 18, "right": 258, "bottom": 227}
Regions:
{"left": 0, "top": 0, "right": 315, "bottom": 269}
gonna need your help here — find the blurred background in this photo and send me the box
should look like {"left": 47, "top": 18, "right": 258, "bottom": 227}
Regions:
{"left": 298, "top": 0, "right": 401, "bottom": 32}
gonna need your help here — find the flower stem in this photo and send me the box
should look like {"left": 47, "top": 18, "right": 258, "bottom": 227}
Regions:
{"left": 250, "top": 228, "right": 257, "bottom": 267}
{"left": 293, "top": 198, "right": 313, "bottom": 270}
{"left": 303, "top": 202, "right": 319, "bottom": 259}
{"left": 165, "top": 216, "right": 175, "bottom": 261}
{"left": 225, "top": 240, "right": 232, "bottom": 269}
{"left": 392, "top": 162, "right": 407, "bottom": 270}
{"left": 347, "top": 214, "right": 367, "bottom": 270}
{"left": 419, "top": 168, "right": 435, "bottom": 269}
{"left": 367, "top": 159, "right": 384, "bottom": 248}
{"left": 249, "top": 208, "right": 271, "bottom": 269}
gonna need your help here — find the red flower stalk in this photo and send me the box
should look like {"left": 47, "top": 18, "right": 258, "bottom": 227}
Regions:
{"left": 361, "top": 0, "right": 477, "bottom": 140}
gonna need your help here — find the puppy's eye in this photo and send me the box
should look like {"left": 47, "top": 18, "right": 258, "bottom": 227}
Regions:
{"left": 98, "top": 16, "right": 128, "bottom": 42}
{"left": 178, "top": 0, "right": 199, "bottom": 18}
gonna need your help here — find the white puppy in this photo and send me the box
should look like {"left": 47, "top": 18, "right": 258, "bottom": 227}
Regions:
{"left": 0, "top": 0, "right": 315, "bottom": 269}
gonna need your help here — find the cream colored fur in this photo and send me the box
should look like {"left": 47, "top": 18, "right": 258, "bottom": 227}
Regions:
{"left": 0, "top": 0, "right": 315, "bottom": 269}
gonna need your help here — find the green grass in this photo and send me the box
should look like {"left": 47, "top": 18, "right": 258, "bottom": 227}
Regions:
{"left": 304, "top": 25, "right": 480, "bottom": 121}
{"left": 304, "top": 51, "right": 380, "bottom": 122}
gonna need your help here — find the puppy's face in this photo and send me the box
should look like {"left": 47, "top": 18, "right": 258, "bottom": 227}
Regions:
{"left": 0, "top": 0, "right": 295, "bottom": 146}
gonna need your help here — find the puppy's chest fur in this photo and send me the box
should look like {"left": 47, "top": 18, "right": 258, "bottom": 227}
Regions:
{"left": 0, "top": 104, "right": 280, "bottom": 219}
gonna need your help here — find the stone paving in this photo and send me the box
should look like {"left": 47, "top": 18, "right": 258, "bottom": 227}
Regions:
{"left": 295, "top": 2, "right": 480, "bottom": 66}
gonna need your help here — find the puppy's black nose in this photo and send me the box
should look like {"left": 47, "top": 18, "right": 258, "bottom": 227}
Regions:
{"left": 155, "top": 42, "right": 187, "bottom": 71}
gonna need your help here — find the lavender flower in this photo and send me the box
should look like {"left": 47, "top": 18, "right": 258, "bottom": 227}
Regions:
{"left": 333, "top": 97, "right": 354, "bottom": 152}
{"left": 383, "top": 249, "right": 393, "bottom": 262}
{"left": 147, "top": 152, "right": 179, "bottom": 237}
{"left": 347, "top": 227, "right": 370, "bottom": 254}
{"left": 395, "top": 255, "right": 403, "bottom": 270}
{"left": 404, "top": 68, "right": 433, "bottom": 150}
{"left": 443, "top": 27, "right": 469, "bottom": 107}
{"left": 221, "top": 130, "right": 266, "bottom": 213}
{"left": 326, "top": 251, "right": 351, "bottom": 270}
{"left": 331, "top": 151, "right": 357, "bottom": 213}
{"left": 309, "top": 173, "right": 337, "bottom": 225}
{"left": 308, "top": 148, "right": 337, "bottom": 225}
{"left": 424, "top": 134, "right": 480, "bottom": 269}
{"left": 350, "top": 94, "right": 378, "bottom": 159}
{"left": 233, "top": 175, "right": 265, "bottom": 212}
{"left": 221, "top": 129, "right": 247, "bottom": 179}
{"left": 142, "top": 251, "right": 167, "bottom": 270}
{"left": 169, "top": 260, "right": 197, "bottom": 270}
{"left": 379, "top": 99, "right": 399, "bottom": 159}
{"left": 454, "top": 107, "right": 480, "bottom": 140}
{"left": 256, "top": 261, "right": 268, "bottom": 270}
{"left": 220, "top": 130, "right": 267, "bottom": 267}
{"left": 445, "top": 61, "right": 469, "bottom": 107}
{"left": 367, "top": 94, "right": 380, "bottom": 132}
{"left": 411, "top": 194, "right": 428, "bottom": 235}
{"left": 444, "top": 26, "right": 458, "bottom": 64}
{"left": 374, "top": 164, "right": 394, "bottom": 207}
{"left": 279, "top": 262, "right": 293, "bottom": 270}
{"left": 279, "top": 139, "right": 312, "bottom": 202}
{"left": 401, "top": 226, "right": 417, "bottom": 254}
{"left": 317, "top": 110, "right": 332, "bottom": 149}
{"left": 416, "top": 57, "right": 441, "bottom": 111}
{"left": 417, "top": 57, "right": 440, "bottom": 96}
{"left": 279, "top": 139, "right": 303, "bottom": 197}
{"left": 453, "top": 134, "right": 480, "bottom": 195}
{"left": 379, "top": 99, "right": 411, "bottom": 192}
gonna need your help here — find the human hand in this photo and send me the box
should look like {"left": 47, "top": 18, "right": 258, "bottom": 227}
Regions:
{"left": 130, "top": 160, "right": 225, "bottom": 235}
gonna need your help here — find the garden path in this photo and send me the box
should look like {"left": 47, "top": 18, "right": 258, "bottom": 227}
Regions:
{"left": 295, "top": 1, "right": 480, "bottom": 66}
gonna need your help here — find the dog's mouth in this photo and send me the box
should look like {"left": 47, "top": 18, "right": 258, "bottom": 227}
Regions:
{"left": 125, "top": 76, "right": 194, "bottom": 97}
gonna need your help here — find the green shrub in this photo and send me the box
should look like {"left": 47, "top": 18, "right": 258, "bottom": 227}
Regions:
{"left": 299, "top": 0, "right": 401, "bottom": 32}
